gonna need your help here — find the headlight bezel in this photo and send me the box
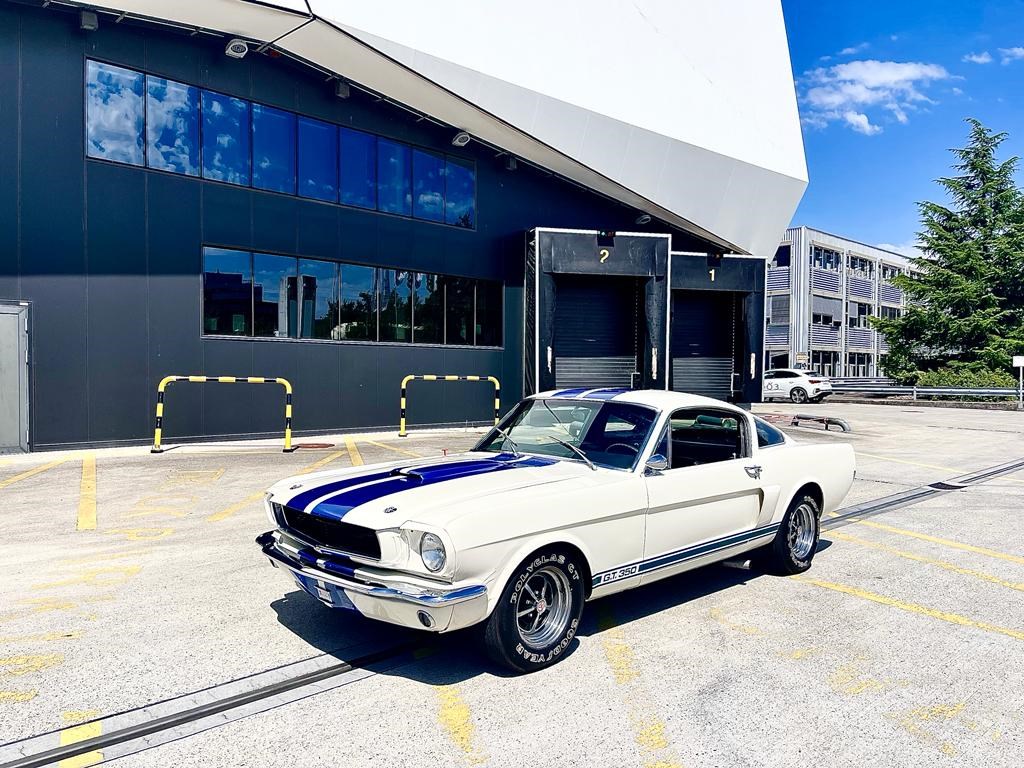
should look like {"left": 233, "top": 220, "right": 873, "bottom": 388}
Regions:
{"left": 419, "top": 532, "right": 447, "bottom": 573}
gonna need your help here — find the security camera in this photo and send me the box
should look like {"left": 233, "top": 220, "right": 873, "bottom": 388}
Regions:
{"left": 225, "top": 39, "right": 249, "bottom": 59}
{"left": 451, "top": 131, "right": 471, "bottom": 148}
{"left": 635, "top": 213, "right": 652, "bottom": 225}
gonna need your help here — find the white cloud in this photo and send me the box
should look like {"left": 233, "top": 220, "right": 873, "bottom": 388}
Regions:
{"left": 844, "top": 111, "right": 881, "bottom": 135}
{"left": 951, "top": 87, "right": 964, "bottom": 96}
{"left": 998, "top": 46, "right": 1024, "bottom": 64}
{"left": 962, "top": 51, "right": 993, "bottom": 64}
{"left": 839, "top": 42, "right": 869, "bottom": 56}
{"left": 799, "top": 59, "right": 950, "bottom": 135}
{"left": 877, "top": 241, "right": 923, "bottom": 259}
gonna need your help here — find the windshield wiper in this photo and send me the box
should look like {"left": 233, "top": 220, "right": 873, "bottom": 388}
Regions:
{"left": 493, "top": 426, "right": 522, "bottom": 457}
{"left": 548, "top": 437, "right": 596, "bottom": 471}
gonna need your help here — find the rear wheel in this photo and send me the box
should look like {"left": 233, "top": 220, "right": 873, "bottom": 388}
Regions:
{"left": 763, "top": 493, "right": 820, "bottom": 574}
{"left": 483, "top": 548, "right": 585, "bottom": 673}
{"left": 790, "top": 387, "right": 809, "bottom": 404}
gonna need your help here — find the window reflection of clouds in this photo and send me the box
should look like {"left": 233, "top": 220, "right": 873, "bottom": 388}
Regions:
{"left": 146, "top": 76, "right": 199, "bottom": 175}
{"left": 253, "top": 104, "right": 296, "bottom": 194}
{"left": 413, "top": 149, "right": 445, "bottom": 222}
{"left": 377, "top": 139, "right": 412, "bottom": 216}
{"left": 201, "top": 90, "right": 250, "bottom": 186}
{"left": 86, "top": 61, "right": 144, "bottom": 165}
{"left": 298, "top": 117, "right": 338, "bottom": 202}
{"left": 340, "top": 128, "right": 376, "bottom": 209}
{"left": 445, "top": 157, "right": 475, "bottom": 228}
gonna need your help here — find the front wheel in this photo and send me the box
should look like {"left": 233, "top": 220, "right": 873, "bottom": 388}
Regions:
{"left": 763, "top": 494, "right": 820, "bottom": 575}
{"left": 483, "top": 548, "right": 585, "bottom": 673}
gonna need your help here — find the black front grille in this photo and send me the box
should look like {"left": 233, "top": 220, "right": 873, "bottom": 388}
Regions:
{"left": 281, "top": 507, "right": 381, "bottom": 560}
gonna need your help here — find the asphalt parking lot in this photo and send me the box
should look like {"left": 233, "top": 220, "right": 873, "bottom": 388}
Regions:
{"left": 1, "top": 403, "right": 1022, "bottom": 767}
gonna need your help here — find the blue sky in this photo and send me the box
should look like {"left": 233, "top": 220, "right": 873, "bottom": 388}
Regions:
{"left": 781, "top": 0, "right": 1024, "bottom": 256}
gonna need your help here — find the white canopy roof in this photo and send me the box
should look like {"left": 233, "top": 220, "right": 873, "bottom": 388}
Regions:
{"left": 75, "top": 0, "right": 808, "bottom": 255}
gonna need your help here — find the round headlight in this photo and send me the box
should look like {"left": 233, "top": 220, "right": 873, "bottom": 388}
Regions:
{"left": 420, "top": 533, "right": 447, "bottom": 573}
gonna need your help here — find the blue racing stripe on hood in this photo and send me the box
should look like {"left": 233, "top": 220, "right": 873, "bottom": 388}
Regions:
{"left": 309, "top": 453, "right": 556, "bottom": 520}
{"left": 580, "top": 387, "right": 630, "bottom": 400}
{"left": 286, "top": 469, "right": 394, "bottom": 512}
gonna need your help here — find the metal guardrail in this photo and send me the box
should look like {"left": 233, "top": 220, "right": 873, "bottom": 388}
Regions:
{"left": 151, "top": 375, "right": 295, "bottom": 453}
{"left": 829, "top": 379, "right": 1017, "bottom": 400}
{"left": 399, "top": 375, "right": 500, "bottom": 438}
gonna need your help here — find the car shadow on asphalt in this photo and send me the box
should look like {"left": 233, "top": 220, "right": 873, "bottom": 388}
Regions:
{"left": 269, "top": 540, "right": 836, "bottom": 683}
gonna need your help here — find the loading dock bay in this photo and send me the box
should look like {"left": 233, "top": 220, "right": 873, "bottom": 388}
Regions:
{"left": 1, "top": 402, "right": 1022, "bottom": 767}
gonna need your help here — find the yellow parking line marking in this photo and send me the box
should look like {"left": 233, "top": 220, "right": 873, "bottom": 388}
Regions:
{"left": 344, "top": 437, "right": 364, "bottom": 466}
{"left": 0, "top": 459, "right": 65, "bottom": 491}
{"left": 829, "top": 530, "right": 1024, "bottom": 592}
{"left": 0, "top": 654, "right": 64, "bottom": 676}
{"left": 77, "top": 455, "right": 97, "bottom": 531}
{"left": 857, "top": 452, "right": 1024, "bottom": 483}
{"left": 32, "top": 565, "right": 142, "bottom": 591}
{"left": 207, "top": 450, "right": 347, "bottom": 522}
{"left": 838, "top": 516, "right": 1024, "bottom": 565}
{"left": 436, "top": 685, "right": 486, "bottom": 765}
{"left": 597, "top": 606, "right": 684, "bottom": 768}
{"left": 0, "top": 689, "right": 37, "bottom": 703}
{"left": 363, "top": 439, "right": 423, "bottom": 458}
{"left": 794, "top": 576, "right": 1024, "bottom": 641}
{"left": 58, "top": 710, "right": 103, "bottom": 768}
{"left": 61, "top": 550, "right": 152, "bottom": 565}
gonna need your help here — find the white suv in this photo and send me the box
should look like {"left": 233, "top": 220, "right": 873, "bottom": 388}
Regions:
{"left": 763, "top": 369, "right": 833, "bottom": 404}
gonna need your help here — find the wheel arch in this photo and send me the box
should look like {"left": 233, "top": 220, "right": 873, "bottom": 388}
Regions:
{"left": 484, "top": 534, "right": 596, "bottom": 618}
{"left": 788, "top": 481, "right": 824, "bottom": 517}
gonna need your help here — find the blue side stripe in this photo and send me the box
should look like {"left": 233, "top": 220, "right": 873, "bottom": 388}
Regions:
{"left": 592, "top": 523, "right": 780, "bottom": 587}
{"left": 310, "top": 453, "right": 557, "bottom": 520}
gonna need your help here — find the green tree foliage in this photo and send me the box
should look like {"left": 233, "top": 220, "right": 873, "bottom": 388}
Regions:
{"left": 873, "top": 119, "right": 1024, "bottom": 382}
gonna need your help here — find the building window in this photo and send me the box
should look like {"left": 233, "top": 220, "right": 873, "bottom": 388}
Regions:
{"left": 85, "top": 60, "right": 476, "bottom": 228}
{"left": 847, "top": 352, "right": 872, "bottom": 377}
{"left": 811, "top": 245, "right": 842, "bottom": 271}
{"left": 475, "top": 280, "right": 503, "bottom": 346}
{"left": 812, "top": 313, "right": 838, "bottom": 326}
{"left": 377, "top": 139, "right": 412, "bottom": 216}
{"left": 380, "top": 269, "right": 412, "bottom": 341}
{"left": 339, "top": 264, "right": 378, "bottom": 341}
{"left": 847, "top": 255, "right": 874, "bottom": 279}
{"left": 445, "top": 276, "right": 474, "bottom": 345}
{"left": 771, "top": 245, "right": 791, "bottom": 268}
{"left": 252, "top": 104, "right": 296, "bottom": 194}
{"left": 413, "top": 273, "right": 444, "bottom": 344}
{"left": 810, "top": 350, "right": 840, "bottom": 377}
{"left": 881, "top": 264, "right": 902, "bottom": 281}
{"left": 848, "top": 301, "right": 871, "bottom": 328}
{"left": 145, "top": 76, "right": 200, "bottom": 176}
{"left": 297, "top": 117, "right": 338, "bottom": 203}
{"left": 86, "top": 60, "right": 145, "bottom": 166}
{"left": 879, "top": 305, "right": 902, "bottom": 320}
{"left": 203, "top": 248, "right": 252, "bottom": 335}
{"left": 201, "top": 90, "right": 250, "bottom": 185}
{"left": 297, "top": 259, "right": 339, "bottom": 339}
{"left": 412, "top": 149, "right": 446, "bottom": 223}
{"left": 253, "top": 253, "right": 298, "bottom": 338}
{"left": 339, "top": 128, "right": 377, "bottom": 210}
{"left": 445, "top": 156, "right": 476, "bottom": 228}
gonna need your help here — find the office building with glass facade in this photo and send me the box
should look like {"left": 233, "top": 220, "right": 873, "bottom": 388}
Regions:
{"left": 765, "top": 227, "right": 913, "bottom": 378}
{"left": 0, "top": 1, "right": 807, "bottom": 450}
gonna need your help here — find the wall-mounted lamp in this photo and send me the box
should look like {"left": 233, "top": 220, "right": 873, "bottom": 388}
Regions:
{"left": 80, "top": 10, "right": 99, "bottom": 31}
{"left": 334, "top": 80, "right": 350, "bottom": 99}
{"left": 635, "top": 213, "right": 652, "bottom": 225}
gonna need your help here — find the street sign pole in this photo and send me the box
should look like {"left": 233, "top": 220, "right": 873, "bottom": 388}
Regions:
{"left": 1014, "top": 356, "right": 1024, "bottom": 410}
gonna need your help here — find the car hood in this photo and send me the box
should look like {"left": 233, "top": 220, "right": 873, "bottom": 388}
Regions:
{"left": 269, "top": 451, "right": 598, "bottom": 530}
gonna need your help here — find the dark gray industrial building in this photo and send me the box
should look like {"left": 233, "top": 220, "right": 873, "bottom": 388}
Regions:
{"left": 0, "top": 1, "right": 776, "bottom": 452}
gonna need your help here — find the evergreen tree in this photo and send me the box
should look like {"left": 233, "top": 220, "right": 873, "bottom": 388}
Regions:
{"left": 873, "top": 119, "right": 1024, "bottom": 381}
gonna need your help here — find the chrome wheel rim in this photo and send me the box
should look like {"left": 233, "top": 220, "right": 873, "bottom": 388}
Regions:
{"left": 788, "top": 503, "right": 817, "bottom": 560}
{"left": 792, "top": 389, "right": 807, "bottom": 403}
{"left": 515, "top": 566, "right": 572, "bottom": 649}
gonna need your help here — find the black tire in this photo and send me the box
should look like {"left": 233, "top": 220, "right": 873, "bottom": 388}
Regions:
{"left": 764, "top": 493, "right": 820, "bottom": 575}
{"left": 483, "top": 548, "right": 585, "bottom": 673}
{"left": 790, "top": 387, "right": 808, "bottom": 404}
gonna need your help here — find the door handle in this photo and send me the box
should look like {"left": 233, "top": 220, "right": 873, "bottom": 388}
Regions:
{"left": 744, "top": 465, "right": 762, "bottom": 479}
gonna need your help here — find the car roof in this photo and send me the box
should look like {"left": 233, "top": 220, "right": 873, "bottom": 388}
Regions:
{"left": 530, "top": 387, "right": 748, "bottom": 415}
{"left": 767, "top": 368, "right": 808, "bottom": 375}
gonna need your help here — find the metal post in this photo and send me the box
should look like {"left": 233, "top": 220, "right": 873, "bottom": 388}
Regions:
{"left": 399, "top": 375, "right": 414, "bottom": 437}
{"left": 399, "top": 375, "right": 500, "bottom": 437}
{"left": 1019, "top": 366, "right": 1022, "bottom": 410}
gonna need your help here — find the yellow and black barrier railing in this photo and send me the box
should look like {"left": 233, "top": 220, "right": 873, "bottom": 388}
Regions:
{"left": 151, "top": 375, "right": 295, "bottom": 453}
{"left": 399, "top": 375, "right": 500, "bottom": 438}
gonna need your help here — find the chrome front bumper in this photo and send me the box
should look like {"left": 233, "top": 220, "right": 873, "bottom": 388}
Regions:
{"left": 257, "top": 530, "right": 488, "bottom": 630}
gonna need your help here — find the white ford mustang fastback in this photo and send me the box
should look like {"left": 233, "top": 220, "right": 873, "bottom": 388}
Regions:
{"left": 258, "top": 388, "right": 855, "bottom": 672}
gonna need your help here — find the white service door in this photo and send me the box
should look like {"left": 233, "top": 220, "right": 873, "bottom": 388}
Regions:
{"left": 642, "top": 458, "right": 763, "bottom": 584}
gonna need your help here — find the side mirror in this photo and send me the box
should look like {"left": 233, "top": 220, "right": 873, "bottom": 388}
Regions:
{"left": 644, "top": 454, "right": 669, "bottom": 475}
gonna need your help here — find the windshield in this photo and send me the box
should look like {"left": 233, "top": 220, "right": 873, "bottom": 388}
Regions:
{"left": 475, "top": 398, "right": 658, "bottom": 470}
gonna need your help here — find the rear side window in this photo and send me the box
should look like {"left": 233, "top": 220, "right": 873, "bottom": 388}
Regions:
{"left": 754, "top": 418, "right": 786, "bottom": 448}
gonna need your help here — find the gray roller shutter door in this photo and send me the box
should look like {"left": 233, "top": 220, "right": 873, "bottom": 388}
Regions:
{"left": 670, "top": 291, "right": 737, "bottom": 400}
